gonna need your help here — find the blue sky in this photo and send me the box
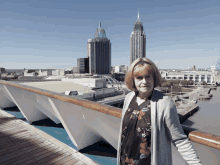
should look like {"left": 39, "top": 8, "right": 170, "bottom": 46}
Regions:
{"left": 0, "top": 0, "right": 219, "bottom": 69}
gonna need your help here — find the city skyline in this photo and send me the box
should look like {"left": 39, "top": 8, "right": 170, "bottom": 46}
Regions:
{"left": 0, "top": 0, "right": 219, "bottom": 69}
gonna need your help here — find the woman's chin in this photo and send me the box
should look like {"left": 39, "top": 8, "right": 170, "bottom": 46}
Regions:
{"left": 138, "top": 88, "right": 153, "bottom": 94}
{"left": 139, "top": 89, "right": 150, "bottom": 94}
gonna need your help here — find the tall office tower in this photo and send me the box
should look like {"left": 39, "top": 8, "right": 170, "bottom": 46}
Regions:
{"left": 87, "top": 22, "right": 111, "bottom": 74}
{"left": 130, "top": 11, "right": 146, "bottom": 65}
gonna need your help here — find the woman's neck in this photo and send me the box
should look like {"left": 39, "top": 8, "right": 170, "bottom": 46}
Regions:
{"left": 137, "top": 90, "right": 153, "bottom": 100}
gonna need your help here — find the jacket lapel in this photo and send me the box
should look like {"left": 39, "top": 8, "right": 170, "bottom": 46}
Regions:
{"left": 151, "top": 90, "right": 158, "bottom": 165}
{"left": 123, "top": 91, "right": 135, "bottom": 117}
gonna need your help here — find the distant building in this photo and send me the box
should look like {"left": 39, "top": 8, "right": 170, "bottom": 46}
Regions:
{"left": 77, "top": 58, "right": 89, "bottom": 73}
{"left": 130, "top": 11, "right": 146, "bottom": 65}
{"left": 52, "top": 69, "right": 65, "bottom": 76}
{"left": 65, "top": 69, "right": 72, "bottom": 75}
{"left": 72, "top": 66, "right": 78, "bottom": 73}
{"left": 24, "top": 70, "right": 36, "bottom": 76}
{"left": 114, "top": 65, "right": 129, "bottom": 73}
{"left": 160, "top": 70, "right": 216, "bottom": 84}
{"left": 210, "top": 65, "right": 217, "bottom": 72}
{"left": 114, "top": 72, "right": 126, "bottom": 81}
{"left": 87, "top": 22, "right": 111, "bottom": 74}
{"left": 47, "top": 70, "right": 53, "bottom": 75}
{"left": 0, "top": 67, "right": 6, "bottom": 74}
{"left": 38, "top": 70, "right": 48, "bottom": 76}
{"left": 111, "top": 66, "right": 115, "bottom": 74}
{"left": 115, "top": 66, "right": 120, "bottom": 73}
{"left": 187, "top": 65, "right": 197, "bottom": 71}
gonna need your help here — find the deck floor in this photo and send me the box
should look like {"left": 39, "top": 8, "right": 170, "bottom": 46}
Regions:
{"left": 0, "top": 110, "right": 99, "bottom": 165}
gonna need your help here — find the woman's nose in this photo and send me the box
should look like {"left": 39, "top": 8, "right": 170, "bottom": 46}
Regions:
{"left": 142, "top": 78, "right": 147, "bottom": 83}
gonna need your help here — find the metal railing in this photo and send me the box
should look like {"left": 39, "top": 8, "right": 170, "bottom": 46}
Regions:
{"left": 0, "top": 80, "right": 220, "bottom": 151}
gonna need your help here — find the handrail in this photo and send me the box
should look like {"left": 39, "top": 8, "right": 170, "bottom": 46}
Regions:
{"left": 1, "top": 80, "right": 220, "bottom": 150}
{"left": 182, "top": 125, "right": 220, "bottom": 150}
{"left": 0, "top": 80, "right": 122, "bottom": 118}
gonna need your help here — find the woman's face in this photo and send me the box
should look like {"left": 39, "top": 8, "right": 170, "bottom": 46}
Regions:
{"left": 133, "top": 64, "right": 154, "bottom": 96}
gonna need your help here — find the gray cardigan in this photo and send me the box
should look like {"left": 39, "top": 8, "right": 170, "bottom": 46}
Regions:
{"left": 117, "top": 90, "right": 202, "bottom": 165}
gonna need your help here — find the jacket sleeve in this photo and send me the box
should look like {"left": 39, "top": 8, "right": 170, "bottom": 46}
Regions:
{"left": 164, "top": 97, "right": 202, "bottom": 165}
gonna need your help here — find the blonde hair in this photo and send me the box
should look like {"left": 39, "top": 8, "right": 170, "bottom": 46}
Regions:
{"left": 125, "top": 58, "right": 162, "bottom": 91}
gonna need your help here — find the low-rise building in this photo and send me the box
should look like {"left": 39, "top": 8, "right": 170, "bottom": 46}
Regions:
{"left": 160, "top": 70, "right": 216, "bottom": 84}
{"left": 52, "top": 70, "right": 65, "bottom": 76}
{"left": 38, "top": 70, "right": 48, "bottom": 76}
{"left": 72, "top": 67, "right": 78, "bottom": 73}
{"left": 65, "top": 69, "right": 73, "bottom": 75}
{"left": 24, "top": 70, "right": 36, "bottom": 76}
{"left": 114, "top": 65, "right": 128, "bottom": 73}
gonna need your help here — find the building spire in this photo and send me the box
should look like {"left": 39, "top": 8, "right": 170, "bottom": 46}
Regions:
{"left": 99, "top": 21, "right": 101, "bottom": 28}
{"left": 137, "top": 9, "right": 140, "bottom": 22}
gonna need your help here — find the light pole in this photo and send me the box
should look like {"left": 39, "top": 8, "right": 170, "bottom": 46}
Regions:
{"left": 171, "top": 86, "right": 173, "bottom": 98}
{"left": 179, "top": 84, "right": 182, "bottom": 106}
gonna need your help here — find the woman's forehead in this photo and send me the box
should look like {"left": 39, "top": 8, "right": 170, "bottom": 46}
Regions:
{"left": 133, "top": 64, "right": 153, "bottom": 76}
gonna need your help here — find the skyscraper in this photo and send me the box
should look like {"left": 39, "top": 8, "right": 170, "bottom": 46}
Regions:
{"left": 87, "top": 22, "right": 111, "bottom": 74}
{"left": 130, "top": 11, "right": 146, "bottom": 65}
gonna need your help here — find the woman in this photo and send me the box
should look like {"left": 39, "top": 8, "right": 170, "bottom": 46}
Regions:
{"left": 117, "top": 58, "right": 202, "bottom": 165}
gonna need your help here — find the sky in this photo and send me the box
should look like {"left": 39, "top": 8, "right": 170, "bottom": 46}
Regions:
{"left": 0, "top": 0, "right": 220, "bottom": 69}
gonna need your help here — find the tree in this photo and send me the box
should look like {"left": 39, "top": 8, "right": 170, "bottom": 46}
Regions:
{"left": 181, "top": 80, "right": 188, "bottom": 86}
{"left": 188, "top": 80, "right": 194, "bottom": 85}
{"left": 161, "top": 81, "right": 171, "bottom": 87}
{"left": 201, "top": 81, "right": 207, "bottom": 85}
